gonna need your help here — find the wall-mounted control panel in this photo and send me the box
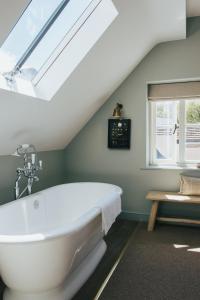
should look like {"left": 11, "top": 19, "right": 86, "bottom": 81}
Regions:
{"left": 108, "top": 119, "right": 131, "bottom": 149}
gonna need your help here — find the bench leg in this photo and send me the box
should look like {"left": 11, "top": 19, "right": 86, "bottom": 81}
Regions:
{"left": 148, "top": 200, "right": 159, "bottom": 231}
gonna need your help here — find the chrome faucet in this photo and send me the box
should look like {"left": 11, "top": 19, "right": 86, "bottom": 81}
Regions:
{"left": 13, "top": 144, "right": 43, "bottom": 200}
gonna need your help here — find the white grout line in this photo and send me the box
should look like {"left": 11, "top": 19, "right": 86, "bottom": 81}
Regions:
{"left": 93, "top": 222, "right": 142, "bottom": 300}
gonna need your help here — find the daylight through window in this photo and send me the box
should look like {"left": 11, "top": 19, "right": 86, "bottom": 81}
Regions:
{"left": 148, "top": 82, "right": 200, "bottom": 166}
{"left": 0, "top": 0, "right": 93, "bottom": 83}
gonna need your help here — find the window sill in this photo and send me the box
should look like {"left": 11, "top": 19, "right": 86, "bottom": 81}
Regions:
{"left": 141, "top": 165, "right": 200, "bottom": 170}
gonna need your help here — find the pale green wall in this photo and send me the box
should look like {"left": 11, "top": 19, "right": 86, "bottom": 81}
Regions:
{"left": 64, "top": 17, "right": 200, "bottom": 220}
{"left": 0, "top": 149, "right": 65, "bottom": 204}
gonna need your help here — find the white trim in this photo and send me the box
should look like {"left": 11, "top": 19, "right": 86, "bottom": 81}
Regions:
{"left": 32, "top": 0, "right": 102, "bottom": 86}
{"left": 150, "top": 101, "right": 177, "bottom": 165}
{"left": 35, "top": 0, "right": 118, "bottom": 100}
{"left": 142, "top": 165, "right": 200, "bottom": 170}
{"left": 0, "top": 0, "right": 118, "bottom": 101}
{"left": 145, "top": 89, "right": 149, "bottom": 166}
{"left": 179, "top": 100, "right": 185, "bottom": 163}
{"left": 148, "top": 98, "right": 200, "bottom": 167}
{"left": 149, "top": 102, "right": 155, "bottom": 164}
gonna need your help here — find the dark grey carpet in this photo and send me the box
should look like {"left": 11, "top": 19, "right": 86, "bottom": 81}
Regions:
{"left": 99, "top": 223, "right": 200, "bottom": 300}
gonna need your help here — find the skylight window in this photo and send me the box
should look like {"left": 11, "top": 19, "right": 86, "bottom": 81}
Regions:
{"left": 0, "top": 0, "right": 93, "bottom": 82}
{"left": 0, "top": 0, "right": 118, "bottom": 100}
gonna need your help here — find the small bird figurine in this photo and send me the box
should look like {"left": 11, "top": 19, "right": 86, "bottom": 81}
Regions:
{"left": 112, "top": 103, "right": 123, "bottom": 118}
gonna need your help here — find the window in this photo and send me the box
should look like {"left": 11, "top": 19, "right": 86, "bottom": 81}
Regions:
{"left": 0, "top": 0, "right": 94, "bottom": 83}
{"left": 0, "top": 0, "right": 118, "bottom": 100}
{"left": 148, "top": 82, "right": 200, "bottom": 166}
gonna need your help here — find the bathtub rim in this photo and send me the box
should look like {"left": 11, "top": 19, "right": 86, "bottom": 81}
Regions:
{"left": 0, "top": 207, "right": 102, "bottom": 244}
{"left": 40, "top": 182, "right": 123, "bottom": 200}
{"left": 0, "top": 182, "right": 122, "bottom": 244}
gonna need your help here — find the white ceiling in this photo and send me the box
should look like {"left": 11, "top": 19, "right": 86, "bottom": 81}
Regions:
{"left": 0, "top": 1, "right": 30, "bottom": 45}
{"left": 0, "top": 0, "right": 186, "bottom": 155}
{"left": 187, "top": 0, "right": 200, "bottom": 17}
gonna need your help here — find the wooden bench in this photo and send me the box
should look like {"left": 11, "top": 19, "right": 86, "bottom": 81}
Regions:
{"left": 146, "top": 191, "right": 200, "bottom": 231}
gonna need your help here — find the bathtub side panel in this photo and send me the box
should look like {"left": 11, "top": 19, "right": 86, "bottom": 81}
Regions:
{"left": 0, "top": 212, "right": 102, "bottom": 293}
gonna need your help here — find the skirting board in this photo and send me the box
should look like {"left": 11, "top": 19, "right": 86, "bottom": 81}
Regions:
{"left": 120, "top": 211, "right": 149, "bottom": 222}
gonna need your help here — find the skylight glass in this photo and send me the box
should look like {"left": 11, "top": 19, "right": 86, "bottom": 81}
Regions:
{"left": 23, "top": 0, "right": 93, "bottom": 80}
{"left": 0, "top": 0, "right": 64, "bottom": 74}
{"left": 0, "top": 0, "right": 93, "bottom": 82}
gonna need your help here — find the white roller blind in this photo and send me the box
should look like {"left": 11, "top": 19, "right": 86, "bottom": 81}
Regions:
{"left": 148, "top": 81, "right": 200, "bottom": 101}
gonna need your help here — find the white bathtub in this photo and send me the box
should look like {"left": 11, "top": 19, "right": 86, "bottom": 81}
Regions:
{"left": 0, "top": 182, "right": 122, "bottom": 300}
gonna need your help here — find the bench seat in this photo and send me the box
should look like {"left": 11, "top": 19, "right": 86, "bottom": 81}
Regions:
{"left": 146, "top": 191, "right": 200, "bottom": 231}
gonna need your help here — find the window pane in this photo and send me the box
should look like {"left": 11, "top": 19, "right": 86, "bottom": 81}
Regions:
{"left": 0, "top": 0, "right": 64, "bottom": 74}
{"left": 185, "top": 99, "right": 200, "bottom": 161}
{"left": 22, "top": 0, "right": 93, "bottom": 80}
{"left": 155, "top": 101, "right": 179, "bottom": 162}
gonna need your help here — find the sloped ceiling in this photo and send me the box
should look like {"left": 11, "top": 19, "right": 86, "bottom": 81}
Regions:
{"left": 0, "top": 0, "right": 186, "bottom": 155}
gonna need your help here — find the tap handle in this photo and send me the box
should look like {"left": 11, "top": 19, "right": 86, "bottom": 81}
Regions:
{"left": 31, "top": 153, "right": 36, "bottom": 164}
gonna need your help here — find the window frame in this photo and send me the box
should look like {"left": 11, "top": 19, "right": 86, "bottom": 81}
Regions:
{"left": 1, "top": 0, "right": 102, "bottom": 84}
{"left": 12, "top": 0, "right": 71, "bottom": 75}
{"left": 32, "top": 0, "right": 102, "bottom": 86}
{"left": 149, "top": 99, "right": 200, "bottom": 167}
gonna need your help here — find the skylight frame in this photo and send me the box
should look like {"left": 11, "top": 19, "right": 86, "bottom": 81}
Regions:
{"left": 0, "top": 0, "right": 118, "bottom": 101}
{"left": 32, "top": 0, "right": 102, "bottom": 86}
{"left": 2, "top": 0, "right": 101, "bottom": 84}
{"left": 12, "top": 0, "right": 71, "bottom": 75}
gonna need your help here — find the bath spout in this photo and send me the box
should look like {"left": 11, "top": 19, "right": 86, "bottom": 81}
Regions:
{"left": 13, "top": 144, "right": 43, "bottom": 200}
